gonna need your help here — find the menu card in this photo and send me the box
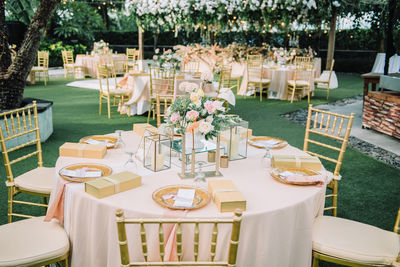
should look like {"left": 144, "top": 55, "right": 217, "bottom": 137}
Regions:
{"left": 173, "top": 189, "right": 195, "bottom": 208}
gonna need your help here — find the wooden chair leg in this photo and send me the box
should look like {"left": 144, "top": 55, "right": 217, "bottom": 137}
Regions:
{"left": 312, "top": 252, "right": 320, "bottom": 267}
{"left": 42, "top": 196, "right": 48, "bottom": 212}
{"left": 326, "top": 85, "right": 330, "bottom": 100}
{"left": 99, "top": 94, "right": 102, "bottom": 115}
{"left": 107, "top": 96, "right": 111, "bottom": 119}
{"left": 62, "top": 256, "right": 69, "bottom": 267}
{"left": 290, "top": 87, "right": 296, "bottom": 103}
{"left": 147, "top": 99, "right": 152, "bottom": 123}
{"left": 333, "top": 180, "right": 338, "bottom": 217}
{"left": 8, "top": 186, "right": 13, "bottom": 223}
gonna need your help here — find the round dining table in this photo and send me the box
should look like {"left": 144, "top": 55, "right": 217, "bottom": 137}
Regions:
{"left": 50, "top": 131, "right": 327, "bottom": 267}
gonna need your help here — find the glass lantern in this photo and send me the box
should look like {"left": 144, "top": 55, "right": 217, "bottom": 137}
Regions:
{"left": 221, "top": 119, "right": 249, "bottom": 161}
{"left": 143, "top": 134, "right": 172, "bottom": 172}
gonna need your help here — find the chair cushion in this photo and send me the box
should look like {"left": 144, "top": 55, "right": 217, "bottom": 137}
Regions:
{"left": 105, "top": 88, "right": 131, "bottom": 95}
{"left": 31, "top": 66, "right": 47, "bottom": 71}
{"left": 14, "top": 167, "right": 54, "bottom": 194}
{"left": 313, "top": 216, "right": 400, "bottom": 265}
{"left": 288, "top": 80, "right": 310, "bottom": 86}
{"left": 0, "top": 216, "right": 69, "bottom": 267}
{"left": 249, "top": 78, "right": 271, "bottom": 84}
{"left": 314, "top": 78, "right": 329, "bottom": 83}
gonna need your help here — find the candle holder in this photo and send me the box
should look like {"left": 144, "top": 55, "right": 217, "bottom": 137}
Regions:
{"left": 208, "top": 151, "right": 216, "bottom": 162}
{"left": 220, "top": 155, "right": 229, "bottom": 168}
{"left": 221, "top": 119, "right": 249, "bottom": 161}
{"left": 143, "top": 134, "right": 171, "bottom": 172}
{"left": 178, "top": 132, "right": 222, "bottom": 179}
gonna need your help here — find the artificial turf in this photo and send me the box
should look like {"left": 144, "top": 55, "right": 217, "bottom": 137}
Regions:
{"left": 0, "top": 74, "right": 399, "bottom": 266}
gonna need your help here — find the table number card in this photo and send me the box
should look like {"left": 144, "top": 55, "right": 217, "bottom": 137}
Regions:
{"left": 173, "top": 189, "right": 195, "bottom": 208}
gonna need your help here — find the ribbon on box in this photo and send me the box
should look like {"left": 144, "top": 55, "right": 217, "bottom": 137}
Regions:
{"left": 294, "top": 156, "right": 301, "bottom": 168}
{"left": 78, "top": 144, "right": 88, "bottom": 158}
{"left": 212, "top": 188, "right": 239, "bottom": 199}
{"left": 103, "top": 177, "right": 121, "bottom": 193}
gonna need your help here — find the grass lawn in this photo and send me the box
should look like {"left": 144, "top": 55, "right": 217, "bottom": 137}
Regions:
{"left": 0, "top": 73, "right": 399, "bottom": 265}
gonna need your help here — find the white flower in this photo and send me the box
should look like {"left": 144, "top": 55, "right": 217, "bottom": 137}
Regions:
{"left": 198, "top": 120, "right": 214, "bottom": 135}
{"left": 213, "top": 100, "right": 225, "bottom": 111}
{"left": 201, "top": 71, "right": 213, "bottom": 82}
{"left": 155, "top": 48, "right": 160, "bottom": 54}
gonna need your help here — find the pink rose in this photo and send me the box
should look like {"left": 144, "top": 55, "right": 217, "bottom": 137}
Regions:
{"left": 204, "top": 100, "right": 216, "bottom": 114}
{"left": 185, "top": 110, "right": 199, "bottom": 121}
{"left": 170, "top": 112, "right": 180, "bottom": 124}
{"left": 213, "top": 100, "right": 225, "bottom": 111}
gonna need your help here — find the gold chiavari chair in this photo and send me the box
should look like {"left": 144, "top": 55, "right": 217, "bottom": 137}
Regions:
{"left": 125, "top": 48, "right": 140, "bottom": 73}
{"left": 156, "top": 94, "right": 174, "bottom": 128}
{"left": 61, "top": 50, "right": 85, "bottom": 79}
{"left": 303, "top": 105, "right": 354, "bottom": 217}
{"left": 312, "top": 207, "right": 400, "bottom": 267}
{"left": 115, "top": 209, "right": 242, "bottom": 266}
{"left": 295, "top": 56, "right": 312, "bottom": 66}
{"left": 30, "top": 51, "right": 49, "bottom": 86}
{"left": 0, "top": 101, "right": 55, "bottom": 223}
{"left": 98, "top": 64, "right": 131, "bottom": 118}
{"left": 286, "top": 63, "right": 313, "bottom": 103}
{"left": 314, "top": 59, "right": 335, "bottom": 100}
{"left": 245, "top": 56, "right": 270, "bottom": 101}
{"left": 147, "top": 67, "right": 176, "bottom": 123}
{"left": 181, "top": 61, "right": 200, "bottom": 73}
{"left": 0, "top": 216, "right": 70, "bottom": 267}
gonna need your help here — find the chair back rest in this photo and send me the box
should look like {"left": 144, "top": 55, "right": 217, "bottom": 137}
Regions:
{"left": 293, "top": 63, "right": 313, "bottom": 85}
{"left": 0, "top": 101, "right": 43, "bottom": 182}
{"left": 97, "top": 64, "right": 114, "bottom": 93}
{"left": 61, "top": 50, "right": 74, "bottom": 65}
{"left": 149, "top": 67, "right": 176, "bottom": 96}
{"left": 218, "top": 66, "right": 232, "bottom": 94}
{"left": 37, "top": 51, "right": 49, "bottom": 68}
{"left": 246, "top": 54, "right": 262, "bottom": 68}
{"left": 303, "top": 105, "right": 354, "bottom": 177}
{"left": 295, "top": 56, "right": 311, "bottom": 66}
{"left": 126, "top": 48, "right": 140, "bottom": 61}
{"left": 156, "top": 94, "right": 174, "bottom": 127}
{"left": 181, "top": 61, "right": 200, "bottom": 73}
{"left": 116, "top": 209, "right": 242, "bottom": 266}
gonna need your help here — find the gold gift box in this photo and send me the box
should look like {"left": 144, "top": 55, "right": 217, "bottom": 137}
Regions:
{"left": 133, "top": 123, "right": 158, "bottom": 136}
{"left": 59, "top": 142, "right": 107, "bottom": 159}
{"left": 208, "top": 180, "right": 246, "bottom": 213}
{"left": 85, "top": 171, "right": 142, "bottom": 199}
{"left": 271, "top": 155, "right": 322, "bottom": 171}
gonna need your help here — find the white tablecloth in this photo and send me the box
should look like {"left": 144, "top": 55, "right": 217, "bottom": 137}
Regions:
{"left": 50, "top": 131, "right": 327, "bottom": 267}
{"left": 371, "top": 53, "right": 400, "bottom": 74}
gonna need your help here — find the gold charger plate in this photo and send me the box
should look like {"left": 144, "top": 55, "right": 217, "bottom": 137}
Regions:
{"left": 152, "top": 185, "right": 211, "bottom": 210}
{"left": 248, "top": 136, "right": 288, "bottom": 149}
{"left": 59, "top": 163, "right": 113, "bottom": 183}
{"left": 270, "top": 167, "right": 320, "bottom": 186}
{"left": 79, "top": 135, "right": 118, "bottom": 149}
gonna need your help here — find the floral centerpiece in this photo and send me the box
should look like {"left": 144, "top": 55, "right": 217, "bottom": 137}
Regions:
{"left": 91, "top": 40, "right": 109, "bottom": 55}
{"left": 153, "top": 48, "right": 182, "bottom": 68}
{"left": 272, "top": 47, "right": 296, "bottom": 65}
{"left": 165, "top": 88, "right": 234, "bottom": 140}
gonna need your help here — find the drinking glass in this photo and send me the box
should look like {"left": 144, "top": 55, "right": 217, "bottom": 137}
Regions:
{"left": 115, "top": 130, "right": 125, "bottom": 148}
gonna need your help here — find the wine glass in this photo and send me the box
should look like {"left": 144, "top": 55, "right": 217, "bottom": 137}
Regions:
{"left": 124, "top": 150, "right": 138, "bottom": 173}
{"left": 194, "top": 161, "right": 206, "bottom": 184}
{"left": 115, "top": 130, "right": 125, "bottom": 148}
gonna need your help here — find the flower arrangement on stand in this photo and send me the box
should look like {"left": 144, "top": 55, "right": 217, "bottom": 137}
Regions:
{"left": 153, "top": 48, "right": 182, "bottom": 68}
{"left": 273, "top": 47, "right": 296, "bottom": 65}
{"left": 91, "top": 40, "right": 109, "bottom": 55}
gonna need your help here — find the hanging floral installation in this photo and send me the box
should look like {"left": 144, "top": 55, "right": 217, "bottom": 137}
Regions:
{"left": 128, "top": 0, "right": 317, "bottom": 34}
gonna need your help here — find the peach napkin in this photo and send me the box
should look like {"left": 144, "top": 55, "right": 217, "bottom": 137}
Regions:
{"left": 163, "top": 209, "right": 188, "bottom": 261}
{"left": 280, "top": 171, "right": 325, "bottom": 186}
{"left": 44, "top": 178, "right": 71, "bottom": 224}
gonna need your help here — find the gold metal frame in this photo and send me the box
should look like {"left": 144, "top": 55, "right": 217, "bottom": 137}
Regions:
{"left": 30, "top": 51, "right": 49, "bottom": 86}
{"left": 156, "top": 94, "right": 174, "bottom": 128}
{"left": 304, "top": 105, "right": 354, "bottom": 216}
{"left": 0, "top": 101, "right": 50, "bottom": 222}
{"left": 312, "top": 208, "right": 400, "bottom": 267}
{"left": 125, "top": 48, "right": 140, "bottom": 73}
{"left": 116, "top": 209, "right": 242, "bottom": 266}
{"left": 147, "top": 67, "right": 176, "bottom": 123}
{"left": 98, "top": 64, "right": 130, "bottom": 118}
{"left": 245, "top": 58, "right": 270, "bottom": 102}
{"left": 314, "top": 59, "right": 335, "bottom": 100}
{"left": 286, "top": 63, "right": 313, "bottom": 103}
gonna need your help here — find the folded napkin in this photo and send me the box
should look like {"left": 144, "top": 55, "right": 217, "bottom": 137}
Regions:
{"left": 252, "top": 139, "right": 281, "bottom": 148}
{"left": 279, "top": 171, "right": 325, "bottom": 186}
{"left": 117, "top": 76, "right": 128, "bottom": 87}
{"left": 84, "top": 138, "right": 114, "bottom": 148}
{"left": 163, "top": 209, "right": 188, "bottom": 261}
{"left": 60, "top": 168, "right": 102, "bottom": 178}
{"left": 44, "top": 178, "right": 71, "bottom": 224}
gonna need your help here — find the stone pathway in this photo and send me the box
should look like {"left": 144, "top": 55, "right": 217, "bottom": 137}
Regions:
{"left": 282, "top": 95, "right": 400, "bottom": 169}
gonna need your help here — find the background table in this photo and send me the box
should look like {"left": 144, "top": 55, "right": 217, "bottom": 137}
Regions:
{"left": 75, "top": 54, "right": 126, "bottom": 78}
{"left": 51, "top": 131, "right": 327, "bottom": 267}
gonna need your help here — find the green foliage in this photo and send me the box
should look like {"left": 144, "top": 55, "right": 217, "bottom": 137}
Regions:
{"left": 5, "top": 0, "right": 39, "bottom": 25}
{"left": 50, "top": 1, "right": 104, "bottom": 47}
{"left": 39, "top": 40, "right": 87, "bottom": 67}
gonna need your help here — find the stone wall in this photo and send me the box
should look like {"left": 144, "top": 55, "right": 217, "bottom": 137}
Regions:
{"left": 362, "top": 92, "right": 400, "bottom": 139}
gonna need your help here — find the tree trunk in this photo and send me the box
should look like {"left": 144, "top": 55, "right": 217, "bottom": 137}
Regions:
{"left": 0, "top": 0, "right": 60, "bottom": 110}
{"left": 384, "top": 0, "right": 396, "bottom": 75}
{"left": 102, "top": 5, "right": 109, "bottom": 30}
{"left": 326, "top": 6, "right": 337, "bottom": 70}
{"left": 0, "top": 2, "right": 11, "bottom": 72}
{"left": 138, "top": 26, "right": 144, "bottom": 60}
